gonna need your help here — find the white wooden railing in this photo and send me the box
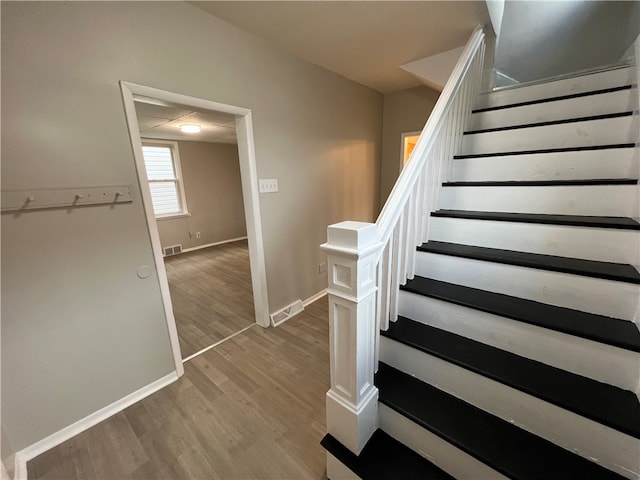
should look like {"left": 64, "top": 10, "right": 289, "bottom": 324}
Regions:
{"left": 321, "top": 26, "right": 487, "bottom": 464}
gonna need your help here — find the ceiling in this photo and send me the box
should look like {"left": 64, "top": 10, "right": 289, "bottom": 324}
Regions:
{"left": 191, "top": 1, "right": 490, "bottom": 94}
{"left": 134, "top": 97, "right": 237, "bottom": 144}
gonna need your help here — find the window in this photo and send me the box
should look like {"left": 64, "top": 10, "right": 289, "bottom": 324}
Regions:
{"left": 141, "top": 141, "right": 188, "bottom": 218}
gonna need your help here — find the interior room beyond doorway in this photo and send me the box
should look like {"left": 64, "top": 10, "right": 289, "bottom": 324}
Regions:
{"left": 133, "top": 98, "right": 255, "bottom": 361}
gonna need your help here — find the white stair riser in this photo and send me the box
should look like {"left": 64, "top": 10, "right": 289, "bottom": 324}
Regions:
{"left": 327, "top": 454, "right": 361, "bottom": 480}
{"left": 438, "top": 185, "right": 638, "bottom": 217}
{"left": 461, "top": 116, "right": 635, "bottom": 156}
{"left": 379, "top": 404, "right": 507, "bottom": 480}
{"left": 470, "top": 89, "right": 634, "bottom": 131}
{"left": 414, "top": 252, "right": 640, "bottom": 321}
{"left": 429, "top": 217, "right": 640, "bottom": 265}
{"left": 476, "top": 67, "right": 633, "bottom": 110}
{"left": 451, "top": 148, "right": 639, "bottom": 182}
{"left": 380, "top": 337, "right": 639, "bottom": 480}
{"left": 398, "top": 290, "right": 639, "bottom": 391}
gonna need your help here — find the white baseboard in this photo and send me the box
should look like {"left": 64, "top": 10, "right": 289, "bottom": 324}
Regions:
{"left": 13, "top": 371, "right": 178, "bottom": 480}
{"left": 303, "top": 288, "right": 327, "bottom": 307}
{"left": 180, "top": 236, "right": 248, "bottom": 254}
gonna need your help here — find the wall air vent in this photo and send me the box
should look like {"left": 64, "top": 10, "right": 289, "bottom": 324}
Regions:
{"left": 270, "top": 299, "right": 304, "bottom": 327}
{"left": 163, "top": 244, "right": 183, "bottom": 256}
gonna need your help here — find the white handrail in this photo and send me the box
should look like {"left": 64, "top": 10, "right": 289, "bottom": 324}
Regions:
{"left": 321, "top": 26, "right": 487, "bottom": 462}
{"left": 376, "top": 25, "right": 486, "bottom": 245}
{"left": 375, "top": 25, "right": 486, "bottom": 331}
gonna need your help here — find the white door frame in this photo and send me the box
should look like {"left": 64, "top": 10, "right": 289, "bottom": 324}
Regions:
{"left": 120, "top": 81, "right": 270, "bottom": 376}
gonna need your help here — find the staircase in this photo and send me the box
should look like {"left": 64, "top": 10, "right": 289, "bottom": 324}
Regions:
{"left": 321, "top": 55, "right": 640, "bottom": 479}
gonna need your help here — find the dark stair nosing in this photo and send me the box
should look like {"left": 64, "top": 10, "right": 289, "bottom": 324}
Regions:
{"left": 473, "top": 85, "right": 633, "bottom": 113}
{"left": 442, "top": 178, "right": 638, "bottom": 187}
{"left": 382, "top": 317, "right": 640, "bottom": 438}
{"left": 453, "top": 143, "right": 636, "bottom": 159}
{"left": 465, "top": 111, "right": 633, "bottom": 135}
{"left": 418, "top": 241, "right": 640, "bottom": 284}
{"left": 400, "top": 276, "right": 640, "bottom": 352}
{"left": 321, "top": 429, "right": 455, "bottom": 480}
{"left": 431, "top": 210, "right": 640, "bottom": 230}
{"left": 376, "top": 363, "right": 627, "bottom": 480}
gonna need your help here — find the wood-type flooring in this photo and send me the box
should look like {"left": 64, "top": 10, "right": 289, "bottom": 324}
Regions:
{"left": 164, "top": 240, "right": 256, "bottom": 359}
{"left": 28, "top": 297, "right": 330, "bottom": 479}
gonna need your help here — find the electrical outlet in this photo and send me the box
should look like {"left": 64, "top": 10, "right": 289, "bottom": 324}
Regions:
{"left": 319, "top": 262, "right": 327, "bottom": 273}
{"left": 259, "top": 178, "right": 279, "bottom": 193}
{"left": 196, "top": 232, "right": 201, "bottom": 239}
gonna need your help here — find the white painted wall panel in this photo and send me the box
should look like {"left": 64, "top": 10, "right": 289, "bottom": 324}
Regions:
{"left": 438, "top": 185, "right": 638, "bottom": 217}
{"left": 429, "top": 217, "right": 640, "bottom": 265}
{"left": 461, "top": 116, "right": 635, "bottom": 156}
{"left": 414, "top": 252, "right": 640, "bottom": 321}
{"left": 469, "top": 89, "right": 634, "bottom": 131}
{"left": 450, "top": 148, "right": 639, "bottom": 182}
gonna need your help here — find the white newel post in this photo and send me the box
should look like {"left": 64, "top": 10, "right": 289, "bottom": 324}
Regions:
{"left": 321, "top": 221, "right": 383, "bottom": 459}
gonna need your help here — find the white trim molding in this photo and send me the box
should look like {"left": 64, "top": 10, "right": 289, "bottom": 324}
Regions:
{"left": 303, "top": 288, "right": 328, "bottom": 307}
{"left": 181, "top": 236, "right": 248, "bottom": 254}
{"left": 13, "top": 372, "right": 178, "bottom": 480}
{"left": 120, "top": 82, "right": 272, "bottom": 378}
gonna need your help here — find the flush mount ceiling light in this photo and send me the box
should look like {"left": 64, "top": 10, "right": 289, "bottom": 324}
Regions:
{"left": 180, "top": 124, "right": 201, "bottom": 134}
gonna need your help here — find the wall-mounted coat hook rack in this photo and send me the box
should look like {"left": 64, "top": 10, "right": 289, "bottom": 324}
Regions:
{"left": 1, "top": 185, "right": 133, "bottom": 212}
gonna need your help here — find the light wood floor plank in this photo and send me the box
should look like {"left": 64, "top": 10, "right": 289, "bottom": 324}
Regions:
{"left": 28, "top": 298, "right": 329, "bottom": 479}
{"left": 164, "top": 240, "right": 256, "bottom": 359}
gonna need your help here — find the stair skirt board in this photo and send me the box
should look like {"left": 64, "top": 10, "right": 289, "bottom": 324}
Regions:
{"left": 379, "top": 337, "right": 640, "bottom": 479}
{"left": 398, "top": 290, "right": 639, "bottom": 392}
{"left": 414, "top": 252, "right": 640, "bottom": 321}
{"left": 468, "top": 88, "right": 635, "bottom": 131}
{"left": 437, "top": 185, "right": 638, "bottom": 217}
{"left": 428, "top": 217, "right": 640, "bottom": 265}
{"left": 379, "top": 404, "right": 508, "bottom": 480}
{"left": 460, "top": 115, "right": 636, "bottom": 156}
{"left": 450, "top": 148, "right": 639, "bottom": 182}
{"left": 474, "top": 66, "right": 633, "bottom": 110}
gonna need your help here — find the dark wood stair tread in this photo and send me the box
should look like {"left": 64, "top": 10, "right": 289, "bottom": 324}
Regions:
{"left": 321, "top": 429, "right": 454, "bottom": 480}
{"left": 418, "top": 241, "right": 640, "bottom": 284}
{"left": 401, "top": 276, "right": 640, "bottom": 352}
{"left": 382, "top": 317, "right": 640, "bottom": 438}
{"left": 376, "top": 363, "right": 627, "bottom": 480}
{"left": 443, "top": 178, "right": 638, "bottom": 187}
{"left": 432, "top": 210, "right": 640, "bottom": 230}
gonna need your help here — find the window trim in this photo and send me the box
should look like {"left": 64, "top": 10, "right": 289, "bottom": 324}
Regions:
{"left": 141, "top": 139, "right": 190, "bottom": 219}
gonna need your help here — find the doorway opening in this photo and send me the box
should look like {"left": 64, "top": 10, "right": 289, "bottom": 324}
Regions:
{"left": 120, "top": 82, "right": 270, "bottom": 375}
{"left": 401, "top": 131, "right": 421, "bottom": 168}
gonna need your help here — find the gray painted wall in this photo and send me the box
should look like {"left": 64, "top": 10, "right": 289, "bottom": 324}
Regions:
{"left": 154, "top": 141, "right": 247, "bottom": 250}
{"left": 495, "top": 0, "right": 640, "bottom": 85}
{"left": 1, "top": 1, "right": 381, "bottom": 453}
{"left": 379, "top": 86, "right": 440, "bottom": 206}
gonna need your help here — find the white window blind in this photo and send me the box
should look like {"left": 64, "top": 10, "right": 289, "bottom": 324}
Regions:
{"left": 142, "top": 145, "right": 183, "bottom": 216}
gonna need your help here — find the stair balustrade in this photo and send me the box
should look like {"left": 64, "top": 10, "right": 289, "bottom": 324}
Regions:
{"left": 321, "top": 26, "right": 487, "bottom": 460}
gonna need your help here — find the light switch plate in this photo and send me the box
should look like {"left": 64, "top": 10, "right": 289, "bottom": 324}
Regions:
{"left": 259, "top": 178, "right": 279, "bottom": 193}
